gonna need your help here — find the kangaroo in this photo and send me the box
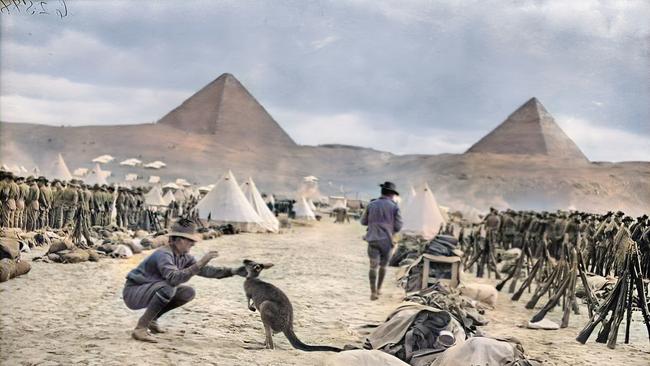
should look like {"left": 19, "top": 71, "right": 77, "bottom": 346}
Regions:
{"left": 242, "top": 259, "right": 341, "bottom": 352}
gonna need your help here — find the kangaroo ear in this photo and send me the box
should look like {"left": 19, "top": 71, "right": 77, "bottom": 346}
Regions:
{"left": 263, "top": 263, "right": 274, "bottom": 269}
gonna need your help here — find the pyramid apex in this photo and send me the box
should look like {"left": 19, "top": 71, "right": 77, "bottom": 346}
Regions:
{"left": 216, "top": 73, "right": 236, "bottom": 81}
{"left": 516, "top": 97, "right": 548, "bottom": 116}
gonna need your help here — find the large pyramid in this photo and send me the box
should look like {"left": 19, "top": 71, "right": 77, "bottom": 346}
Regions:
{"left": 466, "top": 98, "right": 588, "bottom": 161}
{"left": 157, "top": 73, "right": 296, "bottom": 148}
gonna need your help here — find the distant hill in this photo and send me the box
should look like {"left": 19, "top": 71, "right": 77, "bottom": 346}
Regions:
{"left": 1, "top": 73, "right": 648, "bottom": 215}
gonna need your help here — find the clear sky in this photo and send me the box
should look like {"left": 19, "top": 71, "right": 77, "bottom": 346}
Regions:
{"left": 1, "top": 0, "right": 648, "bottom": 161}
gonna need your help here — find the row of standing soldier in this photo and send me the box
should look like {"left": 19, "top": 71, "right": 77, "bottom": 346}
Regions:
{"left": 0, "top": 170, "right": 192, "bottom": 233}
{"left": 0, "top": 171, "right": 116, "bottom": 230}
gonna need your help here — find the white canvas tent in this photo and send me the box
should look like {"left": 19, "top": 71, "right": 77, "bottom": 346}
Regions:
{"left": 297, "top": 199, "right": 316, "bottom": 220}
{"left": 49, "top": 153, "right": 74, "bottom": 181}
{"left": 175, "top": 178, "right": 191, "bottom": 187}
{"left": 174, "top": 189, "right": 187, "bottom": 202}
{"left": 194, "top": 171, "right": 266, "bottom": 232}
{"left": 163, "top": 182, "right": 180, "bottom": 190}
{"left": 119, "top": 158, "right": 142, "bottom": 166}
{"left": 240, "top": 177, "right": 279, "bottom": 233}
{"left": 148, "top": 176, "right": 160, "bottom": 184}
{"left": 401, "top": 182, "right": 446, "bottom": 240}
{"left": 85, "top": 164, "right": 109, "bottom": 185}
{"left": 73, "top": 168, "right": 89, "bottom": 177}
{"left": 399, "top": 185, "right": 417, "bottom": 208}
{"left": 125, "top": 173, "right": 138, "bottom": 182}
{"left": 294, "top": 197, "right": 317, "bottom": 220}
{"left": 190, "top": 187, "right": 201, "bottom": 198}
{"left": 307, "top": 198, "right": 317, "bottom": 211}
{"left": 263, "top": 193, "right": 275, "bottom": 207}
{"left": 144, "top": 161, "right": 166, "bottom": 169}
{"left": 92, "top": 154, "right": 114, "bottom": 164}
{"left": 162, "top": 190, "right": 176, "bottom": 205}
{"left": 439, "top": 205, "right": 450, "bottom": 222}
{"left": 144, "top": 185, "right": 167, "bottom": 207}
{"left": 198, "top": 185, "right": 213, "bottom": 193}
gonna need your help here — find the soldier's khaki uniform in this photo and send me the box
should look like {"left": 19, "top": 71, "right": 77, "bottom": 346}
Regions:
{"left": 484, "top": 210, "right": 501, "bottom": 247}
{"left": 4, "top": 179, "right": 20, "bottom": 229}
{"left": 92, "top": 188, "right": 103, "bottom": 226}
{"left": 116, "top": 189, "right": 126, "bottom": 227}
{"left": 25, "top": 182, "right": 40, "bottom": 231}
{"left": 0, "top": 178, "right": 9, "bottom": 227}
{"left": 39, "top": 183, "right": 53, "bottom": 229}
{"left": 60, "top": 185, "right": 79, "bottom": 228}
{"left": 15, "top": 181, "right": 29, "bottom": 229}
{"left": 50, "top": 182, "right": 64, "bottom": 228}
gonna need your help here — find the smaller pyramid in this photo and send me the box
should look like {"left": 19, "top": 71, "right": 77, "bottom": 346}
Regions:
{"left": 466, "top": 98, "right": 588, "bottom": 161}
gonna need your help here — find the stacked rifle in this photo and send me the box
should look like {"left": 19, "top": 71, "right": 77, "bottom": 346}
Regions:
{"left": 577, "top": 232, "right": 650, "bottom": 348}
{"left": 462, "top": 209, "right": 649, "bottom": 349}
{"left": 462, "top": 227, "right": 500, "bottom": 279}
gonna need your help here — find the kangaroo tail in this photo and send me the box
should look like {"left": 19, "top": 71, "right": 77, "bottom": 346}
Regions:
{"left": 284, "top": 328, "right": 341, "bottom": 352}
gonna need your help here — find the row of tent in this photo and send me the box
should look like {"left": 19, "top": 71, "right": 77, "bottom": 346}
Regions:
{"left": 144, "top": 185, "right": 200, "bottom": 207}
{"left": 194, "top": 171, "right": 280, "bottom": 233}
{"left": 34, "top": 154, "right": 181, "bottom": 187}
{"left": 191, "top": 171, "right": 322, "bottom": 233}
{"left": 92, "top": 154, "right": 167, "bottom": 169}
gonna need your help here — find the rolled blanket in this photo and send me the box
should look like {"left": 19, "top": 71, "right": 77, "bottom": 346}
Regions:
{"left": 48, "top": 238, "right": 75, "bottom": 254}
{"left": 11, "top": 260, "right": 31, "bottom": 278}
{"left": 0, "top": 238, "right": 21, "bottom": 260}
{"left": 0, "top": 258, "right": 15, "bottom": 282}
{"left": 61, "top": 249, "right": 90, "bottom": 264}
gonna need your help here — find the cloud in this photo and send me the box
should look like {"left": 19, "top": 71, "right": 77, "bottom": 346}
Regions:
{"left": 270, "top": 106, "right": 472, "bottom": 155}
{"left": 310, "top": 35, "right": 339, "bottom": 50}
{"left": 556, "top": 115, "right": 650, "bottom": 162}
{"left": 0, "top": 72, "right": 188, "bottom": 124}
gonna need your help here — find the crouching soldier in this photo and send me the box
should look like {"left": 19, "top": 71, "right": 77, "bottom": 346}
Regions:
{"left": 122, "top": 218, "right": 247, "bottom": 342}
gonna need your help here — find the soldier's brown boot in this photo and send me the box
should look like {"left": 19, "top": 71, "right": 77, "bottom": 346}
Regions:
{"left": 148, "top": 320, "right": 166, "bottom": 334}
{"left": 369, "top": 268, "right": 378, "bottom": 300}
{"left": 132, "top": 328, "right": 157, "bottom": 343}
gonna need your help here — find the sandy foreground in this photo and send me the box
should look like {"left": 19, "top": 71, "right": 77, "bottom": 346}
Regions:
{"left": 1, "top": 221, "right": 649, "bottom": 366}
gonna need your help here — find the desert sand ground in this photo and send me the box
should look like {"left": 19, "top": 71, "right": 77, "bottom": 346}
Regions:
{"left": 1, "top": 221, "right": 649, "bottom": 365}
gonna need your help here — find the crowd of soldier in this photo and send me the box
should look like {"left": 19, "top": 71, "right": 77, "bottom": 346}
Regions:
{"left": 0, "top": 171, "right": 195, "bottom": 233}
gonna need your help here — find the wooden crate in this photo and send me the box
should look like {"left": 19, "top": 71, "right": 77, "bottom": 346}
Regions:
{"left": 421, "top": 254, "right": 461, "bottom": 289}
